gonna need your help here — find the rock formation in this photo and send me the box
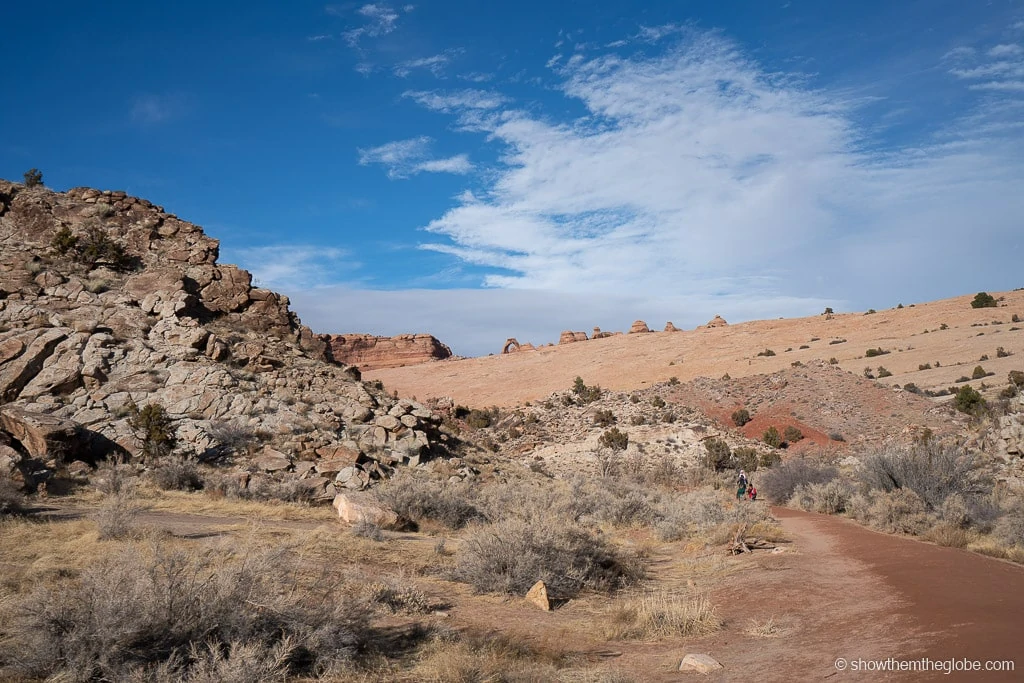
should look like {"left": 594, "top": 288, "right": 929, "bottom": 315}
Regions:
{"left": 0, "top": 179, "right": 458, "bottom": 495}
{"left": 705, "top": 315, "right": 728, "bottom": 328}
{"left": 324, "top": 333, "right": 452, "bottom": 370}
{"left": 664, "top": 322, "right": 680, "bottom": 332}
{"left": 629, "top": 320, "right": 650, "bottom": 334}
{"left": 559, "top": 331, "right": 588, "bottom": 344}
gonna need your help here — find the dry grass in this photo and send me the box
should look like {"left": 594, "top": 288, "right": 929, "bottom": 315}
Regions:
{"left": 405, "top": 631, "right": 568, "bottom": 683}
{"left": 606, "top": 590, "right": 721, "bottom": 640}
{"left": 745, "top": 616, "right": 782, "bottom": 637}
{"left": 968, "top": 538, "right": 1024, "bottom": 563}
{"left": 925, "top": 523, "right": 973, "bottom": 549}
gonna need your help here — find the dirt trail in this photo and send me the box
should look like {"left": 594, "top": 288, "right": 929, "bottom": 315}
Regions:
{"left": 769, "top": 508, "right": 1023, "bottom": 682}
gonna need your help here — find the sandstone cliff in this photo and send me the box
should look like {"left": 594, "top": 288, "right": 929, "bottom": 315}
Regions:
{"left": 0, "top": 180, "right": 457, "bottom": 496}
{"left": 324, "top": 333, "right": 452, "bottom": 370}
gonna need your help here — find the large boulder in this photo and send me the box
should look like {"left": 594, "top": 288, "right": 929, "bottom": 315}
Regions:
{"left": 323, "top": 333, "right": 452, "bottom": 370}
{"left": 0, "top": 407, "right": 82, "bottom": 464}
{"left": 629, "top": 320, "right": 650, "bottom": 334}
{"left": 332, "top": 492, "right": 406, "bottom": 529}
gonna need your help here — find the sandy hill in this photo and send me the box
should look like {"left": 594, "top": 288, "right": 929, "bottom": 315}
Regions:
{"left": 367, "top": 292, "right": 1024, "bottom": 409}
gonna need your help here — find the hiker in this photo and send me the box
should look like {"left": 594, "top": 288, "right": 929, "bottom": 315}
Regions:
{"left": 737, "top": 480, "right": 747, "bottom": 500}
{"left": 738, "top": 469, "right": 748, "bottom": 488}
{"left": 747, "top": 483, "right": 757, "bottom": 501}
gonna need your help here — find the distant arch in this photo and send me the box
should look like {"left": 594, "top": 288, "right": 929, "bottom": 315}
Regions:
{"left": 502, "top": 338, "right": 521, "bottom": 354}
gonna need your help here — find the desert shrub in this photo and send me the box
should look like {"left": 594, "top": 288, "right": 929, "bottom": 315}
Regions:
{"left": 593, "top": 409, "right": 616, "bottom": 427}
{"left": 599, "top": 427, "right": 629, "bottom": 452}
{"left": 352, "top": 519, "right": 385, "bottom": 541}
{"left": 242, "top": 476, "right": 318, "bottom": 503}
{"left": 149, "top": 457, "right": 203, "bottom": 491}
{"left": 128, "top": 402, "right": 177, "bottom": 460}
{"left": 760, "top": 459, "right": 838, "bottom": 504}
{"left": 207, "top": 420, "right": 258, "bottom": 455}
{"left": 0, "top": 471, "right": 25, "bottom": 515}
{"left": 954, "top": 385, "right": 987, "bottom": 415}
{"left": 783, "top": 426, "right": 804, "bottom": 443}
{"left": 571, "top": 376, "right": 602, "bottom": 404}
{"left": 50, "top": 225, "right": 78, "bottom": 255}
{"left": 364, "top": 581, "right": 432, "bottom": 614}
{"left": 731, "top": 408, "right": 751, "bottom": 427}
{"left": 629, "top": 394, "right": 640, "bottom": 404}
{"left": 858, "top": 443, "right": 988, "bottom": 511}
{"left": 733, "top": 447, "right": 760, "bottom": 472}
{"left": 655, "top": 491, "right": 728, "bottom": 541}
{"left": 829, "top": 338, "right": 846, "bottom": 345}
{"left": 608, "top": 591, "right": 721, "bottom": 639}
{"left": 466, "top": 409, "right": 494, "bottom": 429}
{"left": 926, "top": 523, "right": 972, "bottom": 548}
{"left": 23, "top": 168, "right": 43, "bottom": 187}
{"left": 598, "top": 489, "right": 660, "bottom": 528}
{"left": 996, "top": 347, "right": 1011, "bottom": 358}
{"left": 630, "top": 414, "right": 646, "bottom": 426}
{"left": 865, "top": 309, "right": 876, "bottom": 315}
{"left": 918, "top": 363, "right": 932, "bottom": 371}
{"left": 866, "top": 489, "right": 933, "bottom": 534}
{"left": 762, "top": 426, "right": 782, "bottom": 448}
{"left": 377, "top": 474, "right": 481, "bottom": 530}
{"left": 73, "top": 223, "right": 131, "bottom": 271}
{"left": 756, "top": 349, "right": 776, "bottom": 357}
{"left": 452, "top": 517, "right": 642, "bottom": 597}
{"left": 789, "top": 481, "right": 847, "bottom": 514}
{"left": 0, "top": 544, "right": 370, "bottom": 681}
{"left": 703, "top": 438, "right": 733, "bottom": 471}
{"left": 759, "top": 450, "right": 782, "bottom": 468}
{"left": 1013, "top": 313, "right": 1022, "bottom": 323}
{"left": 994, "top": 509, "right": 1024, "bottom": 547}
{"left": 972, "top": 365, "right": 988, "bottom": 380}
{"left": 864, "top": 348, "right": 889, "bottom": 358}
{"left": 971, "top": 292, "right": 997, "bottom": 309}
{"left": 1011, "top": 370, "right": 1024, "bottom": 388}
{"left": 93, "top": 493, "right": 142, "bottom": 540}
{"left": 877, "top": 366, "right": 892, "bottom": 378}
{"left": 829, "top": 357, "right": 839, "bottom": 365}
{"left": 649, "top": 395, "right": 665, "bottom": 408}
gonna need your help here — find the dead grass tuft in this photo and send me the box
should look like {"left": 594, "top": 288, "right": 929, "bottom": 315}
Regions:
{"left": 606, "top": 590, "right": 721, "bottom": 640}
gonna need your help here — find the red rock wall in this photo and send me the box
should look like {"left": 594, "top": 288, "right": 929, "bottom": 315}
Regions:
{"left": 324, "top": 333, "right": 452, "bottom": 370}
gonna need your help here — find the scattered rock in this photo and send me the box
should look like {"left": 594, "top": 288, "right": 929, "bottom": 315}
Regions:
{"left": 332, "top": 493, "right": 405, "bottom": 529}
{"left": 679, "top": 653, "right": 723, "bottom": 673}
{"left": 629, "top": 320, "right": 650, "bottom": 334}
{"left": 525, "top": 580, "right": 551, "bottom": 611}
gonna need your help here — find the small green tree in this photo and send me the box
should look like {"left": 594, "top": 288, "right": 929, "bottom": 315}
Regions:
{"left": 783, "top": 425, "right": 804, "bottom": 443}
{"left": 731, "top": 408, "right": 751, "bottom": 427}
{"left": 954, "top": 385, "right": 986, "bottom": 416}
{"left": 733, "top": 446, "right": 760, "bottom": 472}
{"left": 971, "top": 292, "right": 997, "bottom": 309}
{"left": 571, "top": 376, "right": 602, "bottom": 404}
{"left": 703, "top": 438, "right": 733, "bottom": 471}
{"left": 128, "top": 402, "right": 177, "bottom": 459}
{"left": 763, "top": 426, "right": 782, "bottom": 448}
{"left": 23, "top": 168, "right": 43, "bottom": 187}
{"left": 50, "top": 226, "right": 78, "bottom": 255}
{"left": 599, "top": 427, "right": 629, "bottom": 452}
{"left": 972, "top": 365, "right": 988, "bottom": 380}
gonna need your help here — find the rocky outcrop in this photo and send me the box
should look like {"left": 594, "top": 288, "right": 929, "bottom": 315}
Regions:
{"left": 0, "top": 179, "right": 460, "bottom": 494}
{"left": 324, "top": 333, "right": 452, "bottom": 370}
{"left": 559, "top": 331, "right": 588, "bottom": 344}
{"left": 704, "top": 315, "right": 728, "bottom": 328}
{"left": 629, "top": 320, "right": 650, "bottom": 334}
{"left": 664, "top": 322, "right": 680, "bottom": 332}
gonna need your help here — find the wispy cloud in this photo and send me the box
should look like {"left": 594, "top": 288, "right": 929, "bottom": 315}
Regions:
{"left": 358, "top": 136, "right": 473, "bottom": 178}
{"left": 340, "top": 3, "right": 401, "bottom": 47}
{"left": 946, "top": 37, "right": 1024, "bottom": 93}
{"left": 393, "top": 49, "right": 463, "bottom": 78}
{"left": 400, "top": 29, "right": 1024, "bottom": 311}
{"left": 129, "top": 93, "right": 191, "bottom": 125}
{"left": 402, "top": 89, "right": 510, "bottom": 112}
{"left": 227, "top": 245, "right": 354, "bottom": 291}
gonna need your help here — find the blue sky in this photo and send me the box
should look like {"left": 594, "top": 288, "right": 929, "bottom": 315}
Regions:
{"left": 3, "top": 1, "right": 1023, "bottom": 356}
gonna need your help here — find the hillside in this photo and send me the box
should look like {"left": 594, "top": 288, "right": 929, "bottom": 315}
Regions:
{"left": 0, "top": 180, "right": 455, "bottom": 496}
{"left": 368, "top": 292, "right": 1024, "bottom": 408}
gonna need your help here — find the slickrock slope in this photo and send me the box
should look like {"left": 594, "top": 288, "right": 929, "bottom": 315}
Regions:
{"left": 0, "top": 180, "right": 455, "bottom": 494}
{"left": 324, "top": 333, "right": 452, "bottom": 370}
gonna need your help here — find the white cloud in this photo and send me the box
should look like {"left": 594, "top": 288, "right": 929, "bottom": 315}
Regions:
{"left": 402, "top": 89, "right": 510, "bottom": 112}
{"left": 398, "top": 30, "right": 1024, "bottom": 314}
{"left": 948, "top": 38, "right": 1024, "bottom": 94}
{"left": 393, "top": 50, "right": 462, "bottom": 78}
{"left": 415, "top": 154, "right": 472, "bottom": 174}
{"left": 358, "top": 136, "right": 472, "bottom": 177}
{"left": 225, "top": 245, "right": 353, "bottom": 291}
{"left": 989, "top": 44, "right": 1024, "bottom": 57}
{"left": 342, "top": 3, "right": 401, "bottom": 47}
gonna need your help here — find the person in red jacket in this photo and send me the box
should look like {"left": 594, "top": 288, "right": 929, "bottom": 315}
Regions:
{"left": 747, "top": 483, "right": 757, "bottom": 501}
